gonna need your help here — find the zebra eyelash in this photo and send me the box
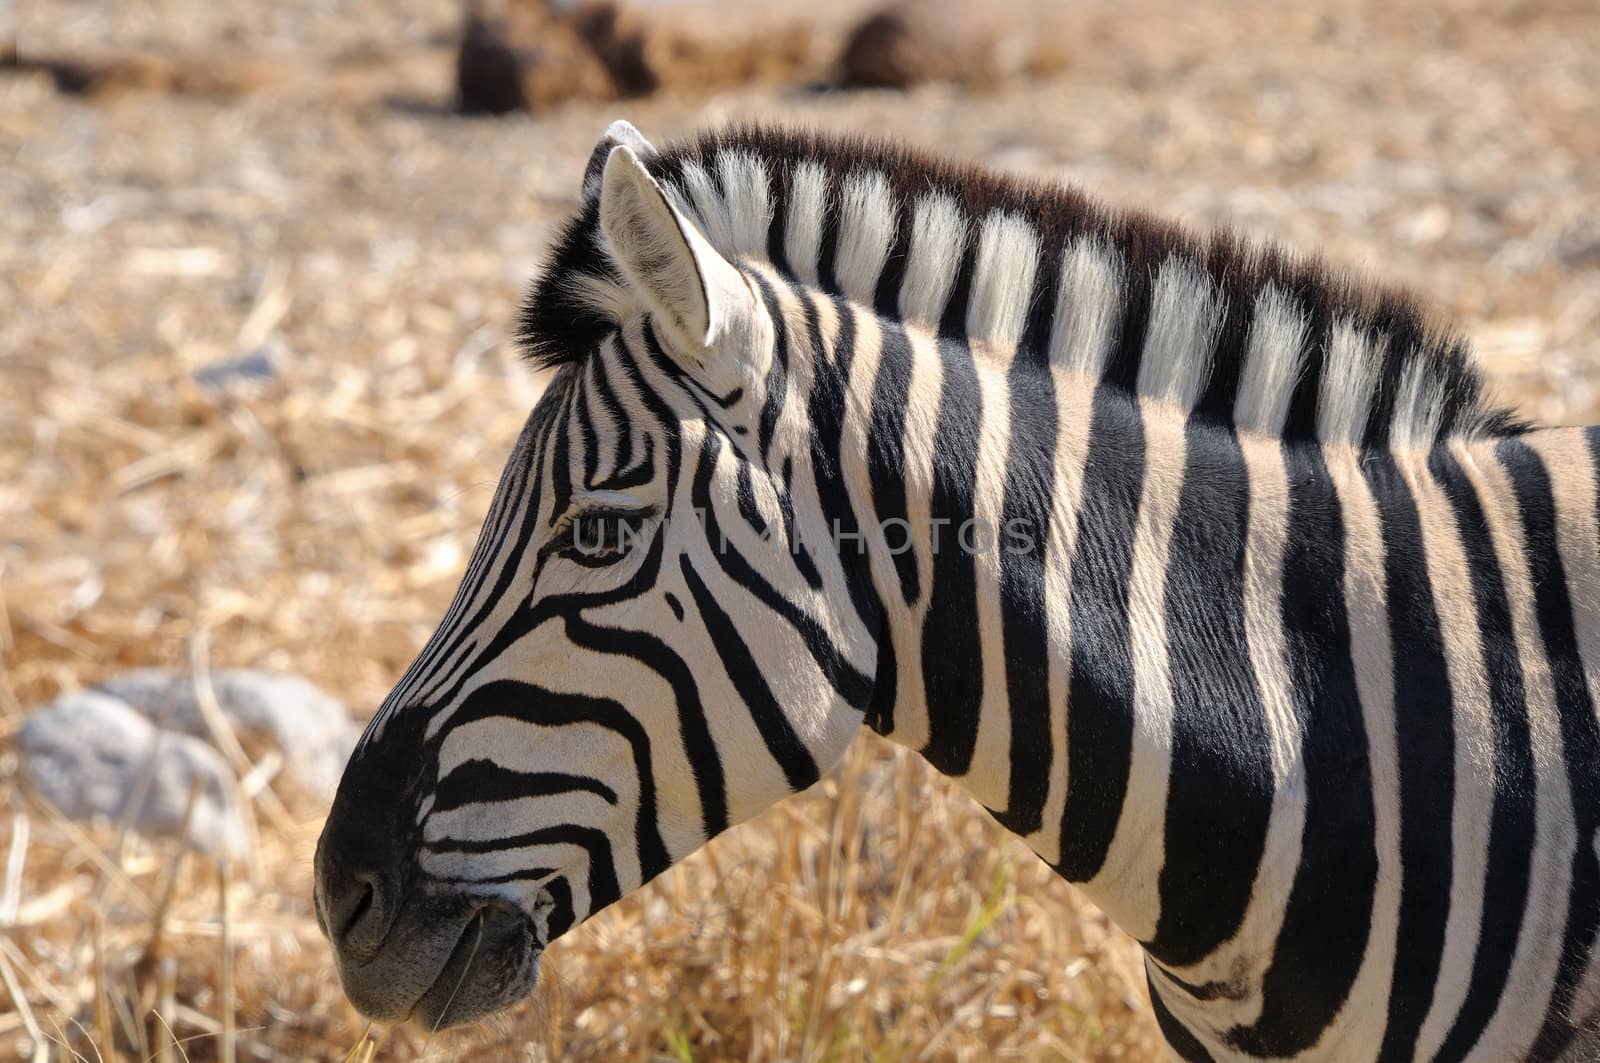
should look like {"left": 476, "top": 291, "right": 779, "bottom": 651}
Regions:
{"left": 548, "top": 505, "right": 658, "bottom": 566}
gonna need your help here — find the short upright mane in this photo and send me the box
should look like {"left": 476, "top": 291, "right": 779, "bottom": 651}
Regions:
{"left": 520, "top": 125, "right": 1523, "bottom": 447}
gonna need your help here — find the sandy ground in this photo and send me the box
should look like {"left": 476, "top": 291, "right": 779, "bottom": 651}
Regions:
{"left": 3, "top": 0, "right": 1599, "bottom": 1058}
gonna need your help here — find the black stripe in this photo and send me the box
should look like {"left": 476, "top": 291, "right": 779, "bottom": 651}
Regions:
{"left": 867, "top": 622, "right": 898, "bottom": 737}
{"left": 990, "top": 321, "right": 1057, "bottom": 836}
{"left": 936, "top": 223, "right": 976, "bottom": 340}
{"left": 631, "top": 320, "right": 685, "bottom": 493}
{"left": 681, "top": 556, "right": 822, "bottom": 791}
{"left": 427, "top": 824, "right": 621, "bottom": 914}
{"left": 544, "top": 875, "right": 575, "bottom": 940}
{"left": 434, "top": 760, "right": 618, "bottom": 812}
{"left": 1099, "top": 226, "right": 1145, "bottom": 393}
{"left": 1502, "top": 436, "right": 1600, "bottom": 1060}
{"left": 1194, "top": 236, "right": 1256, "bottom": 424}
{"left": 1279, "top": 270, "right": 1336, "bottom": 442}
{"left": 456, "top": 867, "right": 557, "bottom": 887}
{"left": 1227, "top": 442, "right": 1376, "bottom": 1056}
{"left": 1429, "top": 447, "right": 1537, "bottom": 1063}
{"left": 1018, "top": 228, "right": 1063, "bottom": 364}
{"left": 868, "top": 320, "right": 920, "bottom": 606}
{"left": 588, "top": 348, "right": 635, "bottom": 475}
{"left": 589, "top": 427, "right": 655, "bottom": 493}
{"left": 1364, "top": 308, "right": 1431, "bottom": 450}
{"left": 1053, "top": 388, "right": 1144, "bottom": 881}
{"left": 750, "top": 272, "right": 789, "bottom": 466}
{"left": 577, "top": 360, "right": 602, "bottom": 488}
{"left": 765, "top": 157, "right": 792, "bottom": 277}
{"left": 734, "top": 461, "right": 770, "bottom": 539}
{"left": 777, "top": 455, "right": 825, "bottom": 591}
{"left": 549, "top": 380, "right": 577, "bottom": 519}
{"left": 1366, "top": 451, "right": 1456, "bottom": 1063}
{"left": 919, "top": 333, "right": 986, "bottom": 775}
{"left": 1148, "top": 422, "right": 1273, "bottom": 967}
{"left": 815, "top": 167, "right": 841, "bottom": 293}
{"left": 871, "top": 189, "right": 912, "bottom": 318}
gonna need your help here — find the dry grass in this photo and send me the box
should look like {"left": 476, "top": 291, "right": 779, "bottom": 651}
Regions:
{"left": 0, "top": 740, "right": 1156, "bottom": 1060}
{"left": 3, "top": 0, "right": 1599, "bottom": 1058}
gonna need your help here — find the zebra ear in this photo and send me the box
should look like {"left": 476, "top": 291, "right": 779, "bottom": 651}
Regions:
{"left": 599, "top": 144, "right": 752, "bottom": 359}
{"left": 581, "top": 120, "right": 656, "bottom": 206}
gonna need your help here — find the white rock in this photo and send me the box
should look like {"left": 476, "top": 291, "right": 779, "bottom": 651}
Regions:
{"left": 19, "top": 690, "right": 250, "bottom": 858}
{"left": 93, "top": 669, "right": 358, "bottom": 797}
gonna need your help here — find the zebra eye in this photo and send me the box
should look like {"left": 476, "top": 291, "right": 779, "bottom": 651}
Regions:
{"left": 557, "top": 508, "right": 652, "bottom": 566}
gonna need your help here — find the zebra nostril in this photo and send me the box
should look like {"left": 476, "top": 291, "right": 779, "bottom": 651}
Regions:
{"left": 324, "top": 870, "right": 392, "bottom": 957}
{"left": 338, "top": 878, "right": 376, "bottom": 941}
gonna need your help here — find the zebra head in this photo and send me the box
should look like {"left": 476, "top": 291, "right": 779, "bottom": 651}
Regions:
{"left": 313, "top": 123, "right": 882, "bottom": 1028}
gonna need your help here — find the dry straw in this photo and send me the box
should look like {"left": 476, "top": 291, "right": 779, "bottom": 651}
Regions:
{"left": 4, "top": 0, "right": 1599, "bottom": 1057}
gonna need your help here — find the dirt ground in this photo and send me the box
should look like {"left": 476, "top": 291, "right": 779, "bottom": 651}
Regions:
{"left": 2, "top": 0, "right": 1599, "bottom": 1058}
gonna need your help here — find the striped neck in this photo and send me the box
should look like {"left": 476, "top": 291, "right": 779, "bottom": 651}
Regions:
{"left": 827, "top": 297, "right": 1600, "bottom": 1058}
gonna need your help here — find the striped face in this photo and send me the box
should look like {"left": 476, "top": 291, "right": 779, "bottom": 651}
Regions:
{"left": 313, "top": 133, "right": 877, "bottom": 1028}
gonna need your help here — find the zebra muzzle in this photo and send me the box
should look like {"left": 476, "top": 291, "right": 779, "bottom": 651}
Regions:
{"left": 326, "top": 886, "right": 544, "bottom": 1029}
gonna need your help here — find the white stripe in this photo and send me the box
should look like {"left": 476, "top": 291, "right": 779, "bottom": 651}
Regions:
{"left": 958, "top": 358, "right": 1014, "bottom": 810}
{"left": 1048, "top": 236, "right": 1122, "bottom": 380}
{"left": 715, "top": 150, "right": 773, "bottom": 259}
{"left": 676, "top": 160, "right": 735, "bottom": 253}
{"left": 874, "top": 320, "right": 947, "bottom": 753}
{"left": 1023, "top": 369, "right": 1097, "bottom": 863}
{"left": 1175, "top": 435, "right": 1304, "bottom": 1021}
{"left": 1391, "top": 353, "right": 1448, "bottom": 451}
{"left": 834, "top": 170, "right": 896, "bottom": 304}
{"left": 1456, "top": 437, "right": 1576, "bottom": 1060}
{"left": 583, "top": 358, "right": 620, "bottom": 482}
{"left": 1307, "top": 445, "right": 1403, "bottom": 1059}
{"left": 420, "top": 840, "right": 590, "bottom": 889}
{"left": 1137, "top": 256, "right": 1223, "bottom": 410}
{"left": 966, "top": 212, "right": 1039, "bottom": 350}
{"left": 898, "top": 193, "right": 966, "bottom": 325}
{"left": 1317, "top": 318, "right": 1381, "bottom": 443}
{"left": 425, "top": 792, "right": 616, "bottom": 844}
{"left": 1234, "top": 284, "right": 1310, "bottom": 435}
{"left": 1528, "top": 431, "right": 1600, "bottom": 1032}
{"left": 784, "top": 161, "right": 828, "bottom": 287}
{"left": 1405, "top": 451, "right": 1497, "bottom": 1061}
{"left": 1082, "top": 401, "right": 1187, "bottom": 939}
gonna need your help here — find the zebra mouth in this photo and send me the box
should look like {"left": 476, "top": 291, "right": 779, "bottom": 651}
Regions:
{"left": 410, "top": 899, "right": 543, "bottom": 1030}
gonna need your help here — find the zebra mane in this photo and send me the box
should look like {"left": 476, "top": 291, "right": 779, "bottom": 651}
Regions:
{"left": 519, "top": 125, "right": 1524, "bottom": 447}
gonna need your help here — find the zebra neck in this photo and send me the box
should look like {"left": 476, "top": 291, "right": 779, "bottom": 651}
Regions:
{"left": 849, "top": 345, "right": 1600, "bottom": 1056}
{"left": 845, "top": 309, "right": 1206, "bottom": 871}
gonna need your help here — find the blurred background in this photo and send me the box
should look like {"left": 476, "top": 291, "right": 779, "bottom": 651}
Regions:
{"left": 2, "top": 0, "right": 1598, "bottom": 1058}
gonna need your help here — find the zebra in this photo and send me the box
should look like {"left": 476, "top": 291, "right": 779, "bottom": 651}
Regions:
{"left": 313, "top": 119, "right": 1600, "bottom": 1060}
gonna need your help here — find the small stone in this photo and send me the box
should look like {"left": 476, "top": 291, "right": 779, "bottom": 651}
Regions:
{"left": 20, "top": 690, "right": 250, "bottom": 857}
{"left": 94, "top": 669, "right": 358, "bottom": 798}
{"left": 191, "top": 339, "right": 283, "bottom": 394}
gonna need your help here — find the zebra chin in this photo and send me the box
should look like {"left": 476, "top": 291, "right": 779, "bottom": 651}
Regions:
{"left": 333, "top": 889, "right": 545, "bottom": 1030}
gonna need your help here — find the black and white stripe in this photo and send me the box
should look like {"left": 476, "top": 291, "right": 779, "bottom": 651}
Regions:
{"left": 318, "top": 122, "right": 1600, "bottom": 1056}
